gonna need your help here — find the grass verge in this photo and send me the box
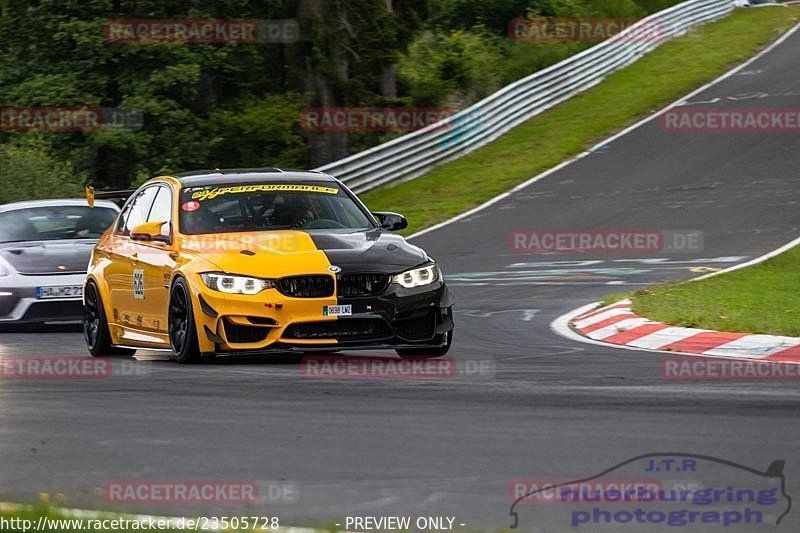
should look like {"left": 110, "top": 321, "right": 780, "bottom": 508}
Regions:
{"left": 600, "top": 293, "right": 630, "bottom": 307}
{"left": 362, "top": 6, "right": 800, "bottom": 235}
{"left": 631, "top": 245, "right": 800, "bottom": 336}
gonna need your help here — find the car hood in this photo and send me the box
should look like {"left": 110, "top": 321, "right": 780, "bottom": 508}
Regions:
{"left": 0, "top": 240, "right": 97, "bottom": 275}
{"left": 178, "top": 229, "right": 428, "bottom": 277}
{"left": 306, "top": 229, "right": 428, "bottom": 273}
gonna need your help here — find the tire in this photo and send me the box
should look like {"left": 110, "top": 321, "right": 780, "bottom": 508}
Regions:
{"left": 169, "top": 277, "right": 201, "bottom": 364}
{"left": 396, "top": 329, "right": 453, "bottom": 359}
{"left": 83, "top": 281, "right": 135, "bottom": 357}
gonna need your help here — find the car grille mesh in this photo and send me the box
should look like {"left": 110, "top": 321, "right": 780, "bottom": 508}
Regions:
{"left": 276, "top": 275, "right": 335, "bottom": 298}
{"left": 393, "top": 310, "right": 437, "bottom": 341}
{"left": 337, "top": 273, "right": 390, "bottom": 297}
{"left": 24, "top": 301, "right": 83, "bottom": 321}
{"left": 284, "top": 319, "right": 392, "bottom": 341}
{"left": 275, "top": 273, "right": 390, "bottom": 298}
{"left": 223, "top": 320, "right": 270, "bottom": 344}
{"left": 0, "top": 294, "right": 19, "bottom": 317}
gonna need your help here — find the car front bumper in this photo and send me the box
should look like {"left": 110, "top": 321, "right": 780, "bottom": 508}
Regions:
{"left": 0, "top": 273, "right": 87, "bottom": 324}
{"left": 190, "top": 276, "right": 455, "bottom": 355}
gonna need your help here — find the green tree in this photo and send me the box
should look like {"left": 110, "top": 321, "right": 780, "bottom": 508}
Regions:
{"left": 0, "top": 138, "right": 82, "bottom": 204}
{"left": 208, "top": 93, "right": 307, "bottom": 168}
{"left": 399, "top": 27, "right": 506, "bottom": 107}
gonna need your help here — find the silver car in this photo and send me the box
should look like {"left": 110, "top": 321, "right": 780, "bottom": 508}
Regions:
{"left": 0, "top": 199, "right": 119, "bottom": 324}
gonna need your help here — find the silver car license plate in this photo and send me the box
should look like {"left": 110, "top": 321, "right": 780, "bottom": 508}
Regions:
{"left": 36, "top": 285, "right": 83, "bottom": 299}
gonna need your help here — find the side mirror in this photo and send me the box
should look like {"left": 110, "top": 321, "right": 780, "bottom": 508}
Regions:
{"left": 131, "top": 221, "right": 170, "bottom": 243}
{"left": 372, "top": 211, "right": 408, "bottom": 232}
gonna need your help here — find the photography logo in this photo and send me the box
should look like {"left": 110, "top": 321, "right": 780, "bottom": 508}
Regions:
{"left": 508, "top": 453, "right": 790, "bottom": 530}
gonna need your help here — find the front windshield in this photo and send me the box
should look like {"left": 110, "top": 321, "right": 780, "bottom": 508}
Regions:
{"left": 0, "top": 205, "right": 118, "bottom": 244}
{"left": 179, "top": 182, "right": 376, "bottom": 234}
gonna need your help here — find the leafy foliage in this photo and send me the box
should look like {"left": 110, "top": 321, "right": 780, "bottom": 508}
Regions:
{"left": 0, "top": 0, "right": 680, "bottom": 194}
{"left": 0, "top": 139, "right": 82, "bottom": 204}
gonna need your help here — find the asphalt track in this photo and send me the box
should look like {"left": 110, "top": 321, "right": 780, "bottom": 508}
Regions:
{"left": 1, "top": 24, "right": 800, "bottom": 533}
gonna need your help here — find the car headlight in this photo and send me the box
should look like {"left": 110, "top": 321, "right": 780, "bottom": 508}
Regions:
{"left": 393, "top": 263, "right": 439, "bottom": 288}
{"left": 200, "top": 272, "right": 274, "bottom": 295}
{"left": 0, "top": 263, "right": 7, "bottom": 277}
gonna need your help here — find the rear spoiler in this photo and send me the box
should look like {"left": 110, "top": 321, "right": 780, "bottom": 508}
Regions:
{"left": 84, "top": 185, "right": 136, "bottom": 208}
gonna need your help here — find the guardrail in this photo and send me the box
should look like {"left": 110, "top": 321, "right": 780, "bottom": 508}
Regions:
{"left": 314, "top": 0, "right": 733, "bottom": 193}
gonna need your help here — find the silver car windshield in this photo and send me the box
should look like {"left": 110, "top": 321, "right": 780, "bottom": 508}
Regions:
{"left": 0, "top": 205, "right": 118, "bottom": 243}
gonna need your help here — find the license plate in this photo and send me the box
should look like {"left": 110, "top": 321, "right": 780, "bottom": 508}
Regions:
{"left": 36, "top": 285, "right": 83, "bottom": 299}
{"left": 323, "top": 304, "right": 352, "bottom": 317}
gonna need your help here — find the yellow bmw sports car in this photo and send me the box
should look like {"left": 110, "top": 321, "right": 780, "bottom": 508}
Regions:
{"left": 83, "top": 169, "right": 455, "bottom": 363}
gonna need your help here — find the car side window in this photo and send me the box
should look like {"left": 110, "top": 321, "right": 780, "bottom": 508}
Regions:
{"left": 115, "top": 202, "right": 132, "bottom": 234}
{"left": 147, "top": 186, "right": 173, "bottom": 237}
{"left": 121, "top": 187, "right": 159, "bottom": 236}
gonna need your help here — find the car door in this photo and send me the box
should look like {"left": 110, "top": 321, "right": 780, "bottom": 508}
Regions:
{"left": 127, "top": 184, "right": 177, "bottom": 337}
{"left": 106, "top": 186, "right": 159, "bottom": 331}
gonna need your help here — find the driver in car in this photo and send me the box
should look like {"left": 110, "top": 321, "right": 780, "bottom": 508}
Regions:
{"left": 275, "top": 194, "right": 317, "bottom": 229}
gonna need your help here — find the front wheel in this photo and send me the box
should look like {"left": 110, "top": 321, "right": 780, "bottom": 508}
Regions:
{"left": 83, "top": 281, "right": 134, "bottom": 357}
{"left": 396, "top": 329, "right": 453, "bottom": 359}
{"left": 169, "top": 278, "right": 201, "bottom": 364}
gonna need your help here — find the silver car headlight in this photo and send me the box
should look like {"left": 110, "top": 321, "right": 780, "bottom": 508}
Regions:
{"left": 393, "top": 263, "right": 439, "bottom": 288}
{"left": 200, "top": 272, "right": 274, "bottom": 295}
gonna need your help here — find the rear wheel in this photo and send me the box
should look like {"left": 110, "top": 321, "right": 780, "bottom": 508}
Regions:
{"left": 83, "top": 281, "right": 134, "bottom": 357}
{"left": 396, "top": 329, "right": 453, "bottom": 359}
{"left": 169, "top": 278, "right": 201, "bottom": 364}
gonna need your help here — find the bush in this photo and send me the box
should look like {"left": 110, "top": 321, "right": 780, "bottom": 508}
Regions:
{"left": 399, "top": 28, "right": 507, "bottom": 107}
{"left": 0, "top": 138, "right": 82, "bottom": 204}
{"left": 207, "top": 94, "right": 306, "bottom": 169}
